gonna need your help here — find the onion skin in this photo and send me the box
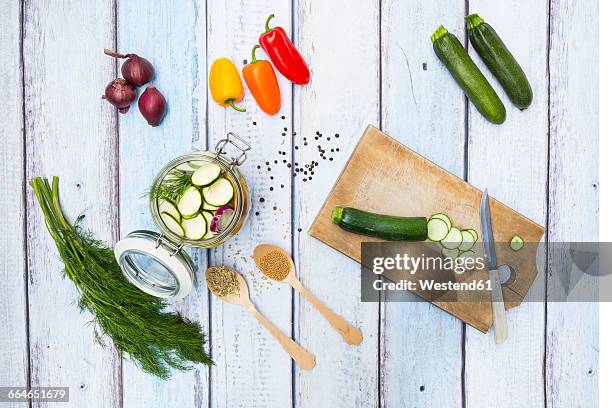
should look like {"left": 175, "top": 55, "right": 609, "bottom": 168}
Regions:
{"left": 103, "top": 78, "right": 136, "bottom": 113}
{"left": 121, "top": 55, "right": 154, "bottom": 86}
{"left": 104, "top": 49, "right": 154, "bottom": 86}
{"left": 138, "top": 86, "right": 167, "bottom": 126}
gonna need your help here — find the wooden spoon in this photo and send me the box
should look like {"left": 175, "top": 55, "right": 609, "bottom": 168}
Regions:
{"left": 206, "top": 266, "right": 316, "bottom": 370}
{"left": 253, "top": 244, "right": 363, "bottom": 345}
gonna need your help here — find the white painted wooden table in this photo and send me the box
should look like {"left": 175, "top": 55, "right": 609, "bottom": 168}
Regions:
{"left": 0, "top": 1, "right": 598, "bottom": 407}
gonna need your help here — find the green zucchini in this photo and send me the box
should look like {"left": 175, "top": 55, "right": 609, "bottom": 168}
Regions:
{"left": 466, "top": 14, "right": 533, "bottom": 110}
{"left": 332, "top": 207, "right": 427, "bottom": 241}
{"left": 431, "top": 25, "right": 506, "bottom": 124}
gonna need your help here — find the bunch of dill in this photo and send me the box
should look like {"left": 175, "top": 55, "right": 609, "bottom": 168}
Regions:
{"left": 30, "top": 177, "right": 213, "bottom": 379}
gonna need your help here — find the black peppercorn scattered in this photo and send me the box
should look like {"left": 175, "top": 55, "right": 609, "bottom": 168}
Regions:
{"left": 298, "top": 228, "right": 303, "bottom": 232}
{"left": 259, "top": 197, "right": 265, "bottom": 203}
{"left": 281, "top": 115, "right": 285, "bottom": 119}
{"left": 253, "top": 121, "right": 257, "bottom": 125}
{"left": 335, "top": 133, "right": 339, "bottom": 138}
{"left": 255, "top": 211, "right": 260, "bottom": 216}
{"left": 269, "top": 187, "right": 273, "bottom": 191}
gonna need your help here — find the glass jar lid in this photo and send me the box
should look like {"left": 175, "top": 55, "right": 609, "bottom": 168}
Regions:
{"left": 114, "top": 230, "right": 195, "bottom": 299}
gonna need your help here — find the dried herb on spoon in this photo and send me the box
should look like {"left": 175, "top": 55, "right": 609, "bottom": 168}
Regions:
{"left": 30, "top": 176, "right": 213, "bottom": 379}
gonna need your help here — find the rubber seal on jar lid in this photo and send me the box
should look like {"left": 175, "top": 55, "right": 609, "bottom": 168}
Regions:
{"left": 114, "top": 230, "right": 194, "bottom": 299}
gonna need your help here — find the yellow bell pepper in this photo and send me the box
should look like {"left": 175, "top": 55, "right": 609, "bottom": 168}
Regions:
{"left": 209, "top": 57, "right": 246, "bottom": 112}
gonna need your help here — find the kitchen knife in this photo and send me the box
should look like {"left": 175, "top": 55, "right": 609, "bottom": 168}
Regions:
{"left": 480, "top": 189, "right": 508, "bottom": 344}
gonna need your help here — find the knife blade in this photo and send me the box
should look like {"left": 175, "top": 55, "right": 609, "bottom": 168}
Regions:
{"left": 480, "top": 189, "right": 498, "bottom": 270}
{"left": 480, "top": 189, "right": 508, "bottom": 344}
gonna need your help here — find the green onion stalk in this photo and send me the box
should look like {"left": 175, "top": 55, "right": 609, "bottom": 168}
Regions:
{"left": 29, "top": 176, "right": 213, "bottom": 379}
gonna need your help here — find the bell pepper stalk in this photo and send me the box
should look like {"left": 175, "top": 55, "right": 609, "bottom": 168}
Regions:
{"left": 259, "top": 14, "right": 310, "bottom": 85}
{"left": 242, "top": 45, "right": 281, "bottom": 115}
{"left": 209, "top": 57, "right": 246, "bottom": 112}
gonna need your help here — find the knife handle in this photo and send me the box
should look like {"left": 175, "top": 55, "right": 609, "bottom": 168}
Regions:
{"left": 489, "top": 268, "right": 508, "bottom": 344}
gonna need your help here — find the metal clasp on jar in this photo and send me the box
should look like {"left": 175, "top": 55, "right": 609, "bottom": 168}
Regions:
{"left": 214, "top": 132, "right": 251, "bottom": 167}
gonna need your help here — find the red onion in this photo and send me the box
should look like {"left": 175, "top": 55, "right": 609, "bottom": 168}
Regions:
{"left": 104, "top": 49, "right": 154, "bottom": 87}
{"left": 138, "top": 86, "right": 167, "bottom": 126}
{"left": 103, "top": 78, "right": 136, "bottom": 113}
{"left": 210, "top": 205, "right": 235, "bottom": 233}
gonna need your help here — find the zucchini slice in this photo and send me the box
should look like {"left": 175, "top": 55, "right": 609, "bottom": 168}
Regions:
{"left": 441, "top": 246, "right": 460, "bottom": 259}
{"left": 202, "top": 211, "right": 216, "bottom": 239}
{"left": 177, "top": 186, "right": 202, "bottom": 218}
{"left": 175, "top": 163, "right": 195, "bottom": 172}
{"left": 161, "top": 212, "right": 185, "bottom": 237}
{"left": 441, "top": 227, "right": 463, "bottom": 250}
{"left": 509, "top": 235, "right": 524, "bottom": 251}
{"left": 466, "top": 228, "right": 478, "bottom": 242}
{"left": 181, "top": 213, "right": 207, "bottom": 240}
{"left": 430, "top": 213, "right": 452, "bottom": 230}
{"left": 158, "top": 199, "right": 181, "bottom": 221}
{"left": 203, "top": 178, "right": 234, "bottom": 206}
{"left": 191, "top": 163, "right": 221, "bottom": 187}
{"left": 427, "top": 218, "right": 450, "bottom": 241}
{"left": 202, "top": 201, "right": 219, "bottom": 212}
{"left": 188, "top": 160, "right": 208, "bottom": 169}
{"left": 458, "top": 230, "right": 475, "bottom": 251}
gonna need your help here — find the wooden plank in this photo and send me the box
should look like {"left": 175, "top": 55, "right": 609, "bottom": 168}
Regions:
{"left": 293, "top": 1, "right": 379, "bottom": 406}
{"left": 463, "top": 1, "right": 549, "bottom": 407}
{"left": 0, "top": 1, "right": 29, "bottom": 403}
{"left": 206, "top": 2, "right": 294, "bottom": 407}
{"left": 379, "top": 3, "right": 466, "bottom": 402}
{"left": 546, "top": 0, "right": 599, "bottom": 406}
{"left": 22, "top": 1, "right": 122, "bottom": 407}
{"left": 116, "top": 1, "right": 211, "bottom": 406}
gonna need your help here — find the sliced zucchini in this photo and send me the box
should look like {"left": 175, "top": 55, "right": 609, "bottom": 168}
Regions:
{"left": 458, "top": 230, "right": 475, "bottom": 251}
{"left": 177, "top": 186, "right": 202, "bottom": 218}
{"left": 202, "top": 200, "right": 219, "bottom": 212}
{"left": 427, "top": 218, "right": 450, "bottom": 241}
{"left": 202, "top": 211, "right": 216, "bottom": 239}
{"left": 161, "top": 212, "right": 185, "bottom": 237}
{"left": 188, "top": 160, "right": 208, "bottom": 169}
{"left": 458, "top": 249, "right": 476, "bottom": 259}
{"left": 181, "top": 213, "right": 207, "bottom": 240}
{"left": 466, "top": 228, "right": 478, "bottom": 242}
{"left": 509, "top": 235, "right": 524, "bottom": 251}
{"left": 430, "top": 213, "right": 452, "bottom": 230}
{"left": 203, "top": 177, "right": 234, "bottom": 206}
{"left": 441, "top": 227, "right": 463, "bottom": 249}
{"left": 441, "top": 246, "right": 460, "bottom": 259}
{"left": 191, "top": 163, "right": 221, "bottom": 186}
{"left": 175, "top": 162, "right": 195, "bottom": 172}
{"left": 158, "top": 199, "right": 181, "bottom": 221}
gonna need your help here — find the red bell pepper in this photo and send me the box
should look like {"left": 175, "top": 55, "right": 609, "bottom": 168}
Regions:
{"left": 258, "top": 14, "right": 310, "bottom": 85}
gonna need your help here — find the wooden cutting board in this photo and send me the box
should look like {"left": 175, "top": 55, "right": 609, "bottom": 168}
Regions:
{"left": 309, "top": 125, "right": 544, "bottom": 332}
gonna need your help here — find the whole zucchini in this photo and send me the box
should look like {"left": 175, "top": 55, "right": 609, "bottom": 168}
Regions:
{"left": 466, "top": 14, "right": 533, "bottom": 110}
{"left": 332, "top": 207, "right": 427, "bottom": 241}
{"left": 431, "top": 25, "right": 506, "bottom": 124}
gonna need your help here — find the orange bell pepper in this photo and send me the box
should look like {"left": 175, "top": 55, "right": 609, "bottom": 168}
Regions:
{"left": 242, "top": 45, "right": 281, "bottom": 115}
